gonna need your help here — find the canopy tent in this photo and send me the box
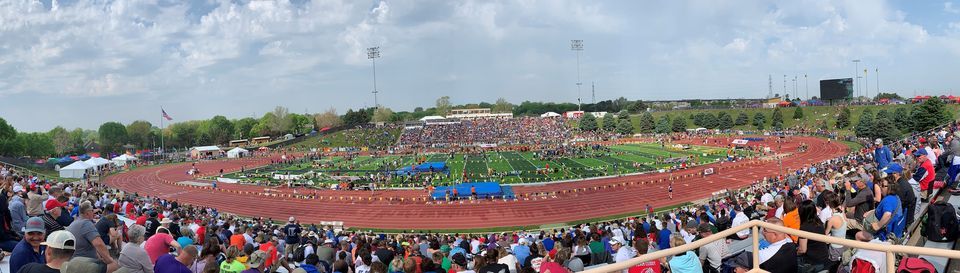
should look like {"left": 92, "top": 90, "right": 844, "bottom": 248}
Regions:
{"left": 540, "top": 112, "right": 561, "bottom": 118}
{"left": 84, "top": 157, "right": 110, "bottom": 168}
{"left": 111, "top": 154, "right": 138, "bottom": 167}
{"left": 59, "top": 161, "right": 93, "bottom": 178}
{"left": 227, "top": 147, "right": 249, "bottom": 158}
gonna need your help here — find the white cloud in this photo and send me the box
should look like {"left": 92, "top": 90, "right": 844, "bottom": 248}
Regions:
{"left": 946, "top": 2, "right": 960, "bottom": 14}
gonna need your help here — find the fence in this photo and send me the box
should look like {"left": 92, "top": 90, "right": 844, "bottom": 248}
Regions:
{"left": 581, "top": 220, "right": 960, "bottom": 273}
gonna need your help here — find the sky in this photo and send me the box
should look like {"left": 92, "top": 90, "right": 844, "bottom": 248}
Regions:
{"left": 1, "top": 0, "right": 960, "bottom": 132}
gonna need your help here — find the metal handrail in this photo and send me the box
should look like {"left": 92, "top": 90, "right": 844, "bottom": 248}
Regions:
{"left": 581, "top": 220, "right": 960, "bottom": 273}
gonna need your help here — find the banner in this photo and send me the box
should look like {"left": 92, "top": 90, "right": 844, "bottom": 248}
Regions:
{"left": 732, "top": 139, "right": 749, "bottom": 145}
{"left": 703, "top": 168, "right": 715, "bottom": 176}
{"left": 217, "top": 177, "right": 239, "bottom": 184}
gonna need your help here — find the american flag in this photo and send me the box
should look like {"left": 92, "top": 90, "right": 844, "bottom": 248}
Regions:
{"left": 162, "top": 109, "right": 173, "bottom": 121}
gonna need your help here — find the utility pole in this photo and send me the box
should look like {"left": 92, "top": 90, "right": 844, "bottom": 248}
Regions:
{"left": 864, "top": 68, "right": 869, "bottom": 102}
{"left": 804, "top": 74, "right": 808, "bottom": 100}
{"left": 852, "top": 59, "right": 861, "bottom": 98}
{"left": 367, "top": 46, "right": 381, "bottom": 108}
{"left": 768, "top": 75, "right": 773, "bottom": 99}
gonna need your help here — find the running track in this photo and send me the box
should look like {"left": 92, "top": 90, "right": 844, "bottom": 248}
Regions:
{"left": 103, "top": 136, "right": 848, "bottom": 230}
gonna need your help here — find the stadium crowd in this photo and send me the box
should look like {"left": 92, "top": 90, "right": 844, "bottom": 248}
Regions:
{"left": 0, "top": 118, "right": 955, "bottom": 273}
{"left": 399, "top": 117, "right": 571, "bottom": 149}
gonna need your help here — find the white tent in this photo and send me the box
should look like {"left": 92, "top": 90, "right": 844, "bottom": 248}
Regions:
{"left": 111, "top": 154, "right": 138, "bottom": 167}
{"left": 540, "top": 112, "right": 561, "bottom": 118}
{"left": 59, "top": 161, "right": 93, "bottom": 178}
{"left": 227, "top": 147, "right": 249, "bottom": 158}
{"left": 84, "top": 157, "right": 110, "bottom": 168}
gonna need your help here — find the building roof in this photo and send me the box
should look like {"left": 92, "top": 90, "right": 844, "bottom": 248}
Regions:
{"left": 191, "top": 146, "right": 222, "bottom": 152}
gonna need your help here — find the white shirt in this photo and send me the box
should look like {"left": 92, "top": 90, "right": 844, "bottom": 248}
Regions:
{"left": 758, "top": 238, "right": 790, "bottom": 264}
{"left": 732, "top": 212, "right": 750, "bottom": 238}
{"left": 799, "top": 186, "right": 811, "bottom": 200}
{"left": 679, "top": 229, "right": 696, "bottom": 243}
{"left": 498, "top": 254, "right": 519, "bottom": 273}
{"left": 760, "top": 193, "right": 774, "bottom": 205}
{"left": 818, "top": 206, "right": 833, "bottom": 224}
{"left": 926, "top": 147, "right": 937, "bottom": 166}
{"left": 775, "top": 206, "right": 784, "bottom": 219}
{"left": 613, "top": 246, "right": 637, "bottom": 263}
{"left": 850, "top": 239, "right": 890, "bottom": 270}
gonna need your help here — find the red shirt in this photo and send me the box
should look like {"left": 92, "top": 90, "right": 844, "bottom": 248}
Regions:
{"left": 196, "top": 226, "right": 206, "bottom": 245}
{"left": 259, "top": 242, "right": 278, "bottom": 267}
{"left": 629, "top": 260, "right": 661, "bottom": 273}
{"left": 136, "top": 215, "right": 147, "bottom": 226}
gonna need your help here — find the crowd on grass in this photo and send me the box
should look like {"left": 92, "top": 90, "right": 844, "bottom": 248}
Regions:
{"left": 0, "top": 118, "right": 955, "bottom": 273}
{"left": 399, "top": 118, "right": 571, "bottom": 149}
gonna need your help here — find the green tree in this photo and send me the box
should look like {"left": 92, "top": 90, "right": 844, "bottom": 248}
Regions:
{"left": 616, "top": 119, "right": 634, "bottom": 135}
{"left": 0, "top": 118, "right": 18, "bottom": 156}
{"left": 753, "top": 112, "right": 766, "bottom": 130}
{"left": 627, "top": 101, "right": 647, "bottom": 113}
{"left": 717, "top": 112, "right": 734, "bottom": 130}
{"left": 875, "top": 109, "right": 890, "bottom": 121}
{"left": 771, "top": 108, "right": 784, "bottom": 130}
{"left": 233, "top": 118, "right": 258, "bottom": 139}
{"left": 911, "top": 97, "right": 953, "bottom": 132}
{"left": 288, "top": 113, "right": 312, "bottom": 134}
{"left": 98, "top": 122, "right": 128, "bottom": 154}
{"left": 342, "top": 108, "right": 371, "bottom": 127}
{"left": 371, "top": 107, "right": 394, "bottom": 123}
{"left": 639, "top": 112, "right": 656, "bottom": 133}
{"left": 68, "top": 128, "right": 86, "bottom": 154}
{"left": 269, "top": 106, "right": 291, "bottom": 134}
{"left": 313, "top": 108, "right": 342, "bottom": 130}
{"left": 579, "top": 114, "right": 598, "bottom": 131}
{"left": 207, "top": 116, "right": 234, "bottom": 144}
{"left": 48, "top": 126, "right": 71, "bottom": 155}
{"left": 735, "top": 112, "right": 749, "bottom": 126}
{"left": 435, "top": 96, "right": 452, "bottom": 116}
{"left": 792, "top": 107, "right": 804, "bottom": 120}
{"left": 655, "top": 116, "right": 672, "bottom": 134}
{"left": 872, "top": 116, "right": 901, "bottom": 143}
{"left": 836, "top": 107, "right": 851, "bottom": 129}
{"left": 855, "top": 108, "right": 875, "bottom": 138}
{"left": 126, "top": 120, "right": 153, "bottom": 149}
{"left": 671, "top": 115, "right": 687, "bottom": 132}
{"left": 893, "top": 107, "right": 911, "bottom": 132}
{"left": 492, "top": 98, "right": 513, "bottom": 113}
{"left": 601, "top": 113, "right": 616, "bottom": 131}
{"left": 16, "top": 132, "right": 54, "bottom": 157}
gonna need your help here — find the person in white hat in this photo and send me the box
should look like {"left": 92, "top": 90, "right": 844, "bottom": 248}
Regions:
{"left": 609, "top": 237, "right": 636, "bottom": 264}
{"left": 18, "top": 230, "right": 76, "bottom": 273}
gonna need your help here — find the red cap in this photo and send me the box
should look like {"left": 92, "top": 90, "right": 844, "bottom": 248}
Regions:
{"left": 45, "top": 200, "right": 64, "bottom": 211}
{"left": 919, "top": 137, "right": 927, "bottom": 143}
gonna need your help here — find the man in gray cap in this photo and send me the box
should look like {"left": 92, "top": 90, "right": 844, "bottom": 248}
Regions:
{"left": 18, "top": 230, "right": 76, "bottom": 273}
{"left": 10, "top": 217, "right": 46, "bottom": 273}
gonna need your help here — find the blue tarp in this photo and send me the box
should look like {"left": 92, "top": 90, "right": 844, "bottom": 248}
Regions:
{"left": 57, "top": 156, "right": 74, "bottom": 163}
{"left": 431, "top": 182, "right": 511, "bottom": 200}
{"left": 395, "top": 161, "right": 449, "bottom": 175}
{"left": 743, "top": 137, "right": 765, "bottom": 141}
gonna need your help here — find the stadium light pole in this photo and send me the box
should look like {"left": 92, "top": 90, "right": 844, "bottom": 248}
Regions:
{"left": 876, "top": 67, "right": 880, "bottom": 96}
{"left": 852, "top": 59, "right": 860, "bottom": 99}
{"left": 367, "top": 46, "right": 381, "bottom": 109}
{"left": 571, "top": 39, "right": 584, "bottom": 111}
{"left": 864, "top": 68, "right": 869, "bottom": 102}
{"left": 804, "top": 74, "right": 808, "bottom": 100}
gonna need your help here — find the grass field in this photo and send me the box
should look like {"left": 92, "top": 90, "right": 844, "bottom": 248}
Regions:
{"left": 289, "top": 127, "right": 402, "bottom": 149}
{"left": 223, "top": 143, "right": 739, "bottom": 187}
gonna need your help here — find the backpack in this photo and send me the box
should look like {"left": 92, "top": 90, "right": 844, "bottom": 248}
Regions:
{"left": 896, "top": 257, "right": 937, "bottom": 273}
{"left": 293, "top": 244, "right": 309, "bottom": 263}
{"left": 850, "top": 258, "right": 877, "bottom": 273}
{"left": 922, "top": 201, "right": 959, "bottom": 242}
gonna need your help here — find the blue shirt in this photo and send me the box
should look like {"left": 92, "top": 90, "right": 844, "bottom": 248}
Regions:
{"left": 542, "top": 237, "right": 555, "bottom": 251}
{"left": 657, "top": 229, "right": 672, "bottom": 250}
{"left": 875, "top": 195, "right": 905, "bottom": 240}
{"left": 10, "top": 239, "right": 44, "bottom": 273}
{"left": 155, "top": 254, "right": 192, "bottom": 273}
{"left": 513, "top": 245, "right": 530, "bottom": 265}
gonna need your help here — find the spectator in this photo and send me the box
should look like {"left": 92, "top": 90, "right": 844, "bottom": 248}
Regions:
{"left": 66, "top": 201, "right": 118, "bottom": 272}
{"left": 822, "top": 192, "right": 847, "bottom": 269}
{"left": 26, "top": 186, "right": 48, "bottom": 217}
{"left": 730, "top": 205, "right": 749, "bottom": 240}
{"left": 144, "top": 226, "right": 183, "bottom": 263}
{"left": 10, "top": 217, "right": 46, "bottom": 273}
{"left": 666, "top": 235, "right": 702, "bottom": 273}
{"left": 497, "top": 246, "right": 519, "bottom": 273}
{"left": 780, "top": 197, "right": 800, "bottom": 243}
{"left": 848, "top": 231, "right": 890, "bottom": 271}
{"left": 118, "top": 224, "right": 154, "bottom": 273}
{"left": 193, "top": 236, "right": 222, "bottom": 273}
{"left": 797, "top": 200, "right": 828, "bottom": 273}
{"left": 910, "top": 149, "right": 935, "bottom": 202}
{"left": 450, "top": 253, "right": 474, "bottom": 273}
{"left": 882, "top": 163, "right": 917, "bottom": 227}
{"left": 10, "top": 191, "right": 29, "bottom": 237}
{"left": 177, "top": 226, "right": 195, "bottom": 248}
{"left": 155, "top": 245, "right": 198, "bottom": 273}
{"left": 874, "top": 139, "right": 893, "bottom": 169}
{"left": 18, "top": 230, "right": 75, "bottom": 273}
{"left": 867, "top": 178, "right": 905, "bottom": 242}
{"left": 300, "top": 254, "right": 324, "bottom": 273}
{"left": 757, "top": 218, "right": 797, "bottom": 273}
{"left": 513, "top": 239, "right": 531, "bottom": 266}
{"left": 242, "top": 250, "right": 268, "bottom": 273}
{"left": 220, "top": 246, "right": 247, "bottom": 273}
{"left": 843, "top": 176, "right": 874, "bottom": 226}
{"left": 697, "top": 223, "right": 725, "bottom": 273}
{"left": 609, "top": 237, "right": 635, "bottom": 264}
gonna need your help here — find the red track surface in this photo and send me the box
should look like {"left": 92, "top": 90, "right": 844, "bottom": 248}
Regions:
{"left": 103, "top": 136, "right": 847, "bottom": 230}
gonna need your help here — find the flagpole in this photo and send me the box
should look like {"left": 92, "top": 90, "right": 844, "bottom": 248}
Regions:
{"left": 160, "top": 107, "right": 164, "bottom": 160}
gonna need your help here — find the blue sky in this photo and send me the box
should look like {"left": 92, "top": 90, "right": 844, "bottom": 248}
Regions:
{"left": 1, "top": 0, "right": 959, "bottom": 132}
